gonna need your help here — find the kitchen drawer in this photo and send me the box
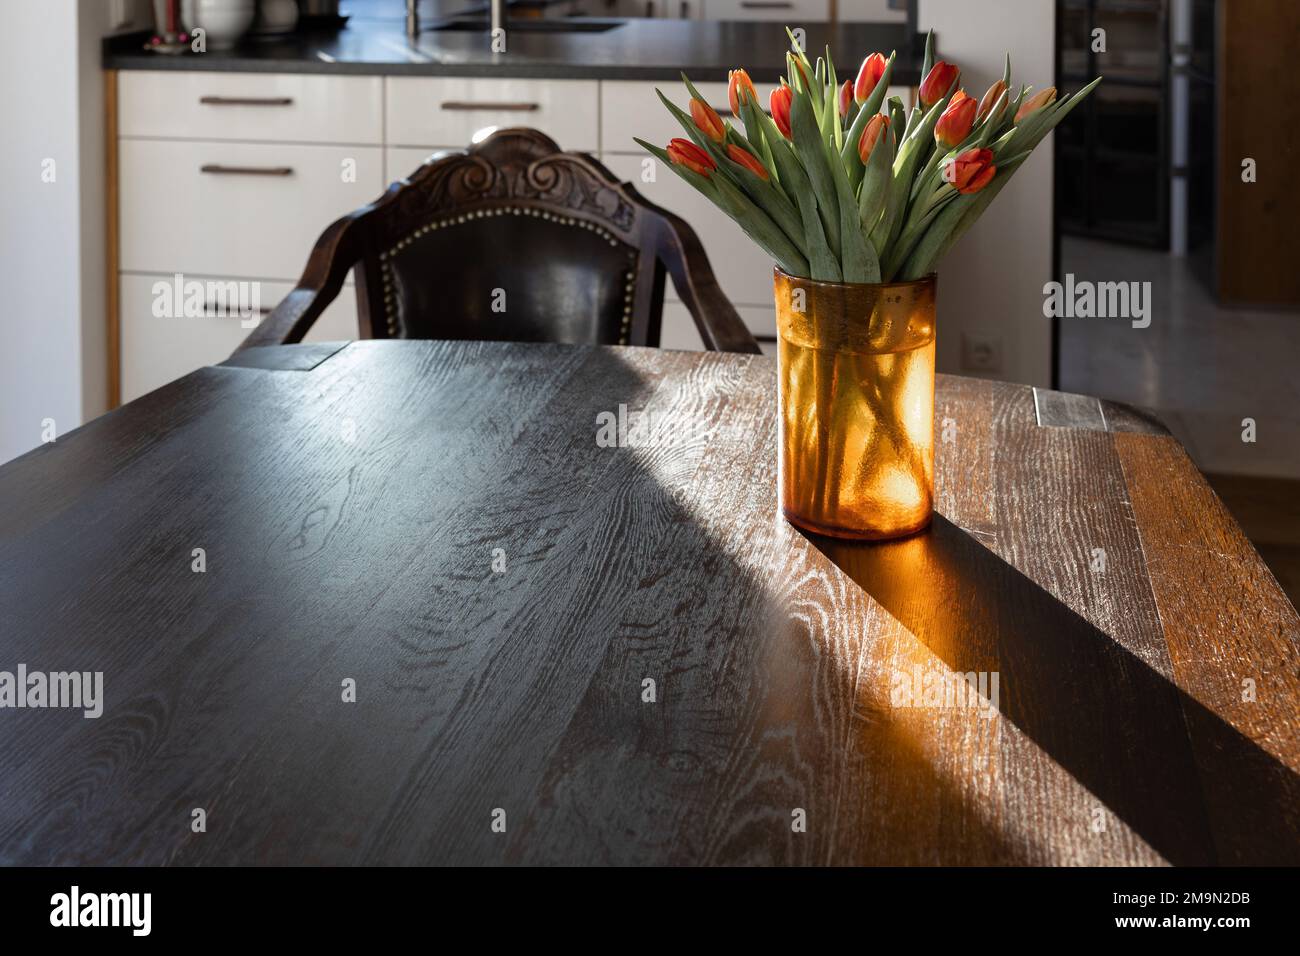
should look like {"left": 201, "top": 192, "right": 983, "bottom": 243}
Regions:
{"left": 120, "top": 140, "right": 383, "bottom": 280}
{"left": 385, "top": 77, "right": 599, "bottom": 151}
{"left": 119, "top": 71, "right": 383, "bottom": 144}
{"left": 702, "top": 0, "right": 829, "bottom": 21}
{"left": 120, "top": 274, "right": 358, "bottom": 403}
{"left": 604, "top": 154, "right": 776, "bottom": 307}
{"left": 661, "top": 302, "right": 776, "bottom": 354}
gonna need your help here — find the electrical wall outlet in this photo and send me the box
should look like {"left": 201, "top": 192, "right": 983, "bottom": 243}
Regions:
{"left": 960, "top": 332, "right": 1004, "bottom": 374}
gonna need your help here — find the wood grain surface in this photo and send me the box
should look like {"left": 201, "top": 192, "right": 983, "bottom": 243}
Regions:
{"left": 0, "top": 342, "right": 1295, "bottom": 865}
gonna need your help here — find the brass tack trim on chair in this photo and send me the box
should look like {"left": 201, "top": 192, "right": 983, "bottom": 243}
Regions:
{"left": 618, "top": 263, "right": 636, "bottom": 346}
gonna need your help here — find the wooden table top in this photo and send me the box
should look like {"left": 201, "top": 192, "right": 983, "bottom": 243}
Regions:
{"left": 1, "top": 340, "right": 1296, "bottom": 866}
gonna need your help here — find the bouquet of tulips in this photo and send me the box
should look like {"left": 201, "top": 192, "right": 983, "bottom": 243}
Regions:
{"left": 637, "top": 30, "right": 1100, "bottom": 284}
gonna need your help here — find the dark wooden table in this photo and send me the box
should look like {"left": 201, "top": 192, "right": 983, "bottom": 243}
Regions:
{"left": 1, "top": 341, "right": 1296, "bottom": 865}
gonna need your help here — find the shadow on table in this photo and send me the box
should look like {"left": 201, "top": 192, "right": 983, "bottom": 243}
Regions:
{"left": 804, "top": 513, "right": 1300, "bottom": 866}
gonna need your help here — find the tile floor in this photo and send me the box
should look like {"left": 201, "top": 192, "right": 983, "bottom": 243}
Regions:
{"left": 1058, "top": 236, "right": 1300, "bottom": 480}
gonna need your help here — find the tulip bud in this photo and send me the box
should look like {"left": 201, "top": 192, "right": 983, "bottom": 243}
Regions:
{"left": 727, "top": 143, "right": 769, "bottom": 181}
{"left": 934, "top": 90, "right": 977, "bottom": 148}
{"left": 945, "top": 147, "right": 996, "bottom": 194}
{"left": 976, "top": 79, "right": 1007, "bottom": 124}
{"left": 667, "top": 137, "right": 717, "bottom": 177}
{"left": 770, "top": 84, "right": 793, "bottom": 138}
{"left": 838, "top": 80, "right": 853, "bottom": 118}
{"left": 919, "top": 60, "right": 960, "bottom": 109}
{"left": 1015, "top": 86, "right": 1057, "bottom": 124}
{"left": 727, "top": 68, "right": 757, "bottom": 117}
{"left": 857, "top": 114, "right": 890, "bottom": 164}
{"left": 786, "top": 53, "right": 810, "bottom": 91}
{"left": 690, "top": 98, "right": 726, "bottom": 143}
{"left": 854, "top": 52, "right": 887, "bottom": 104}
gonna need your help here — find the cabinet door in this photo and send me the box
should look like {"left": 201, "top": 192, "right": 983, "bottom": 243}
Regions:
{"left": 120, "top": 140, "right": 384, "bottom": 280}
{"left": 120, "top": 275, "right": 358, "bottom": 403}
{"left": 386, "top": 77, "right": 599, "bottom": 151}
{"left": 119, "top": 71, "right": 383, "bottom": 144}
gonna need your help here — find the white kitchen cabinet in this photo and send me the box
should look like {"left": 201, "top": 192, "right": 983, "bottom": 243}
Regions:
{"left": 120, "top": 140, "right": 383, "bottom": 280}
{"left": 386, "top": 77, "right": 599, "bottom": 151}
{"left": 120, "top": 275, "right": 358, "bottom": 403}
{"left": 119, "top": 71, "right": 383, "bottom": 144}
{"left": 113, "top": 68, "right": 912, "bottom": 406}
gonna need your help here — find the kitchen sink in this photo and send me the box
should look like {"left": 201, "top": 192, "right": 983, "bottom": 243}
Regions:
{"left": 430, "top": 18, "right": 626, "bottom": 34}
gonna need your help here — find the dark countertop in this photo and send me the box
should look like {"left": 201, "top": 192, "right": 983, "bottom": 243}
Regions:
{"left": 103, "top": 18, "right": 923, "bottom": 83}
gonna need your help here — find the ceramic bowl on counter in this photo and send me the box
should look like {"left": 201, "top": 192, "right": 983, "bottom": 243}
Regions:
{"left": 186, "top": 0, "right": 257, "bottom": 50}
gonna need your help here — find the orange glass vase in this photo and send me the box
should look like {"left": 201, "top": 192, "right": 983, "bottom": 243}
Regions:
{"left": 775, "top": 267, "right": 937, "bottom": 540}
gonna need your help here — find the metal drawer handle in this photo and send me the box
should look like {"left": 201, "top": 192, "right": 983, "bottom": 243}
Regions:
{"left": 440, "top": 101, "right": 541, "bottom": 112}
{"left": 740, "top": 1, "right": 793, "bottom": 7}
{"left": 199, "top": 95, "right": 294, "bottom": 106}
{"left": 200, "top": 164, "right": 294, "bottom": 176}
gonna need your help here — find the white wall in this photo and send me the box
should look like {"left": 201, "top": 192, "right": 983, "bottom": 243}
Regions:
{"left": 919, "top": 0, "right": 1055, "bottom": 386}
{"left": 0, "top": 0, "right": 131, "bottom": 465}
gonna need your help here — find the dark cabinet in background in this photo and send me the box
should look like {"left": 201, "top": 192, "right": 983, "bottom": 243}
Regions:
{"left": 1056, "top": 0, "right": 1170, "bottom": 248}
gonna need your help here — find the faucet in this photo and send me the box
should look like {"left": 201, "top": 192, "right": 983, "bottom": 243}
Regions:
{"left": 406, "top": 0, "right": 506, "bottom": 39}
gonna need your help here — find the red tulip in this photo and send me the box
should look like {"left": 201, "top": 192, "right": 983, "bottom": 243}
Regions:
{"left": 919, "top": 60, "right": 960, "bottom": 109}
{"left": 976, "top": 79, "right": 1007, "bottom": 124}
{"left": 728, "top": 68, "right": 757, "bottom": 116}
{"left": 838, "top": 79, "right": 853, "bottom": 118}
{"left": 1015, "top": 86, "right": 1057, "bottom": 124}
{"left": 854, "top": 52, "right": 887, "bottom": 103}
{"left": 770, "top": 84, "right": 793, "bottom": 138}
{"left": 857, "top": 114, "right": 890, "bottom": 164}
{"left": 690, "top": 98, "right": 726, "bottom": 143}
{"left": 945, "top": 147, "right": 996, "bottom": 194}
{"left": 667, "top": 138, "right": 716, "bottom": 177}
{"left": 934, "top": 90, "right": 977, "bottom": 148}
{"left": 727, "top": 143, "right": 769, "bottom": 181}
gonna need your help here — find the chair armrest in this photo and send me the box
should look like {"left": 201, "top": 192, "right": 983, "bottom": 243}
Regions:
{"left": 232, "top": 216, "right": 360, "bottom": 354}
{"left": 651, "top": 213, "right": 762, "bottom": 356}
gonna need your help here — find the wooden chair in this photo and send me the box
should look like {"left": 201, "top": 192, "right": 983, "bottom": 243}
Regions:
{"left": 234, "top": 128, "right": 760, "bottom": 355}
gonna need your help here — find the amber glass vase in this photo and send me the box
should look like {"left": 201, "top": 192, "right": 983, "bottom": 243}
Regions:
{"left": 775, "top": 267, "right": 937, "bottom": 540}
